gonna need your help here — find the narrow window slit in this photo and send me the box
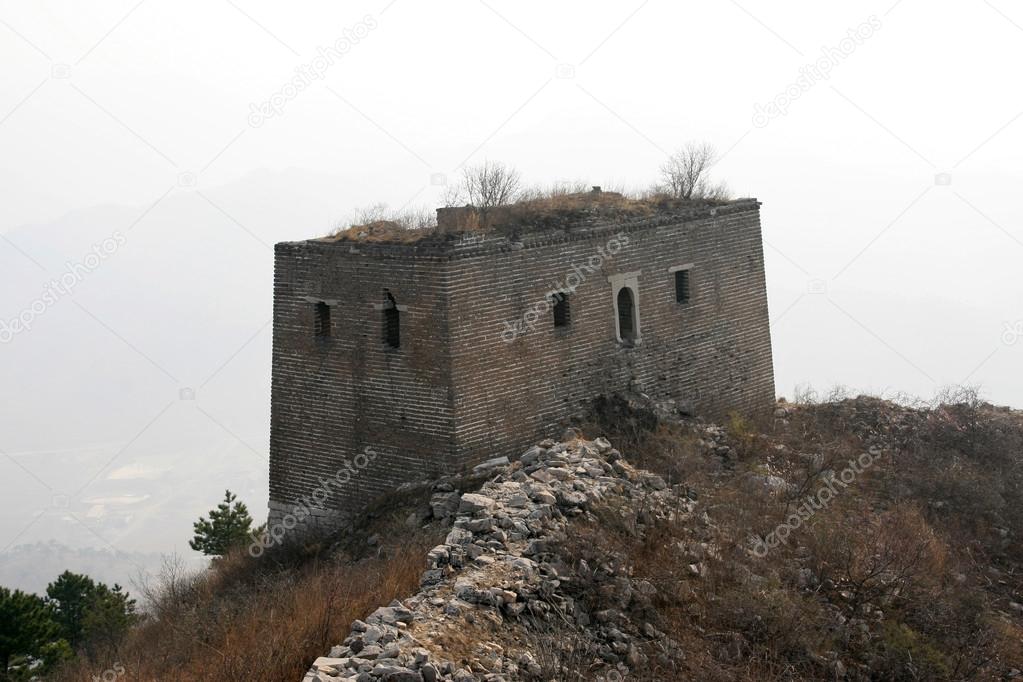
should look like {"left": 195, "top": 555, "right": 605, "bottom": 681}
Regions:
{"left": 675, "top": 269, "right": 691, "bottom": 303}
{"left": 383, "top": 290, "right": 400, "bottom": 348}
{"left": 314, "top": 301, "right": 331, "bottom": 338}
{"left": 552, "top": 293, "right": 570, "bottom": 328}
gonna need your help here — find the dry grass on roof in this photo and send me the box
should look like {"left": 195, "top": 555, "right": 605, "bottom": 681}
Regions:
{"left": 319, "top": 191, "right": 735, "bottom": 245}
{"left": 501, "top": 190, "right": 655, "bottom": 227}
{"left": 494, "top": 190, "right": 731, "bottom": 232}
{"left": 318, "top": 220, "right": 437, "bottom": 244}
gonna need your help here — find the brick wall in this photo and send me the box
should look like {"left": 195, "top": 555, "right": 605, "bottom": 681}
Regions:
{"left": 269, "top": 241, "right": 457, "bottom": 529}
{"left": 445, "top": 199, "right": 774, "bottom": 467}
{"left": 268, "top": 200, "right": 774, "bottom": 529}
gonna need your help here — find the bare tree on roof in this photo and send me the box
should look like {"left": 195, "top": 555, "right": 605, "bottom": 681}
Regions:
{"left": 459, "top": 160, "right": 522, "bottom": 226}
{"left": 659, "top": 142, "right": 728, "bottom": 200}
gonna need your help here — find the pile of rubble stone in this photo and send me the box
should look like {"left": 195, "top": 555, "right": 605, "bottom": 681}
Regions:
{"left": 301, "top": 432, "right": 696, "bottom": 682}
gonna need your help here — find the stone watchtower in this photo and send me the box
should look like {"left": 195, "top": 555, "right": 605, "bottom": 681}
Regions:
{"left": 268, "top": 194, "right": 774, "bottom": 532}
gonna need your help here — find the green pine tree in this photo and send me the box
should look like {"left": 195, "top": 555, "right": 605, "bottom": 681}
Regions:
{"left": 0, "top": 586, "right": 60, "bottom": 681}
{"left": 45, "top": 571, "right": 139, "bottom": 662}
{"left": 189, "top": 489, "right": 255, "bottom": 556}
{"left": 44, "top": 571, "right": 95, "bottom": 649}
{"left": 81, "top": 583, "right": 138, "bottom": 662}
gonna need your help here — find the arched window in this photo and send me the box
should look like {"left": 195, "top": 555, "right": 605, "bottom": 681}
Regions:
{"left": 382, "top": 290, "right": 400, "bottom": 348}
{"left": 617, "top": 287, "right": 637, "bottom": 343}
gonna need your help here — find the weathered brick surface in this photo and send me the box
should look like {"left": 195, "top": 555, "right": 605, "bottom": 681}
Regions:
{"left": 268, "top": 244, "right": 457, "bottom": 528}
{"left": 269, "top": 199, "right": 774, "bottom": 528}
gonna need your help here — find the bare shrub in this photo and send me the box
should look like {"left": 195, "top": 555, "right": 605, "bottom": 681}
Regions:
{"left": 520, "top": 620, "right": 611, "bottom": 682}
{"left": 807, "top": 504, "right": 946, "bottom": 610}
{"left": 344, "top": 202, "right": 390, "bottom": 228}
{"left": 725, "top": 411, "right": 759, "bottom": 458}
{"left": 823, "top": 384, "right": 852, "bottom": 402}
{"left": 516, "top": 180, "right": 591, "bottom": 202}
{"left": 334, "top": 204, "right": 434, "bottom": 232}
{"left": 582, "top": 395, "right": 658, "bottom": 454}
{"left": 791, "top": 383, "right": 819, "bottom": 405}
{"left": 336, "top": 202, "right": 433, "bottom": 232}
{"left": 325, "top": 203, "right": 437, "bottom": 242}
{"left": 930, "top": 384, "right": 982, "bottom": 410}
{"left": 712, "top": 584, "right": 832, "bottom": 675}
{"left": 658, "top": 142, "right": 730, "bottom": 201}
{"left": 458, "top": 160, "right": 522, "bottom": 225}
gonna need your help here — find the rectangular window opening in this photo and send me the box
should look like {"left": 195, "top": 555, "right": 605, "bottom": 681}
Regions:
{"left": 552, "top": 293, "right": 571, "bottom": 328}
{"left": 314, "top": 302, "right": 331, "bottom": 338}
{"left": 675, "top": 269, "right": 691, "bottom": 304}
{"left": 384, "top": 308, "right": 400, "bottom": 347}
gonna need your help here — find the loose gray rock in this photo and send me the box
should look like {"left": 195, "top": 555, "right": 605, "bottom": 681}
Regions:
{"left": 302, "top": 434, "right": 700, "bottom": 682}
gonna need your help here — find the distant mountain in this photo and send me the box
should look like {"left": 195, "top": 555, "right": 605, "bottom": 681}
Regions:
{"left": 0, "top": 540, "right": 201, "bottom": 595}
{"left": 0, "top": 168, "right": 386, "bottom": 581}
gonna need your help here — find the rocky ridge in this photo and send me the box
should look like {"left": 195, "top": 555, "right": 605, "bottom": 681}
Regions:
{"left": 301, "top": 432, "right": 699, "bottom": 682}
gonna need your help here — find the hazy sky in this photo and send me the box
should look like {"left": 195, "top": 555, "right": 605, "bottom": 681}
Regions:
{"left": 1, "top": 0, "right": 1021, "bottom": 589}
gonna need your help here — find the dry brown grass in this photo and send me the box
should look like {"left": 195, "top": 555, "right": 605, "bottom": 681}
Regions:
{"left": 564, "top": 395, "right": 1023, "bottom": 680}
{"left": 321, "top": 190, "right": 736, "bottom": 244}
{"left": 320, "top": 219, "right": 435, "bottom": 244}
{"left": 493, "top": 190, "right": 731, "bottom": 234}
{"left": 510, "top": 189, "right": 653, "bottom": 216}
{"left": 48, "top": 541, "right": 430, "bottom": 682}
{"left": 46, "top": 468, "right": 466, "bottom": 682}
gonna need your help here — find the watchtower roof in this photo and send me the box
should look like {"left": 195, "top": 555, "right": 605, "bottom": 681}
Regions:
{"left": 310, "top": 194, "right": 759, "bottom": 258}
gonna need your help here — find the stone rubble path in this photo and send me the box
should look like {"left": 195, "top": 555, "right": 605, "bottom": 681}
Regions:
{"left": 302, "top": 434, "right": 695, "bottom": 682}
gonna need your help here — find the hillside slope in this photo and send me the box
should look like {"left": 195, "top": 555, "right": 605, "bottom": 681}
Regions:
{"left": 303, "top": 434, "right": 688, "bottom": 681}
{"left": 301, "top": 396, "right": 1023, "bottom": 681}
{"left": 48, "top": 395, "right": 1023, "bottom": 681}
